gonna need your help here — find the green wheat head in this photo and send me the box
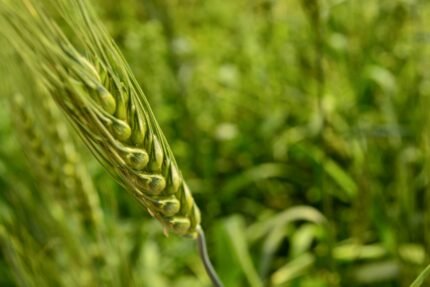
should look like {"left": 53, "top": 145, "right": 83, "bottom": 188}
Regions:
{"left": 0, "top": 0, "right": 201, "bottom": 237}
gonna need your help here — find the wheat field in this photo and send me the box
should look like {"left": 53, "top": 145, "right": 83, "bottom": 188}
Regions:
{"left": 1, "top": 0, "right": 430, "bottom": 286}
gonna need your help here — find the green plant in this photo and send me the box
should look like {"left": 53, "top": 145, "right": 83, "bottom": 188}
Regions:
{"left": 1, "top": 0, "right": 430, "bottom": 286}
{"left": 0, "top": 0, "right": 222, "bottom": 285}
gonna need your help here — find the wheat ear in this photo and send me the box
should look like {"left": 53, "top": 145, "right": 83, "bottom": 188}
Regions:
{"left": 0, "top": 0, "right": 200, "bottom": 237}
{"left": 9, "top": 88, "right": 103, "bottom": 230}
{"left": 0, "top": 0, "right": 223, "bottom": 285}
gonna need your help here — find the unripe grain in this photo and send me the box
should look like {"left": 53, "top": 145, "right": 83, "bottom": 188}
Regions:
{"left": 125, "top": 149, "right": 149, "bottom": 170}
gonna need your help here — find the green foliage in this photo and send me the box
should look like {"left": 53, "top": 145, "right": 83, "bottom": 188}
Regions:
{"left": 1, "top": 0, "right": 430, "bottom": 286}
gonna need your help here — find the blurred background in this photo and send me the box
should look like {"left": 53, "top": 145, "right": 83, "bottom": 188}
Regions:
{"left": 1, "top": 0, "right": 430, "bottom": 286}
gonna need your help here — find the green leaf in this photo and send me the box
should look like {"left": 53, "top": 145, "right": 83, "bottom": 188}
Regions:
{"left": 410, "top": 264, "right": 430, "bottom": 287}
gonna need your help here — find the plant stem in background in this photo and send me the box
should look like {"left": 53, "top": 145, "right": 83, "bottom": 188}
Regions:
{"left": 410, "top": 264, "right": 430, "bottom": 287}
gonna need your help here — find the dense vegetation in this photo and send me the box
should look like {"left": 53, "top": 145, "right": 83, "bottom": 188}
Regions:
{"left": 1, "top": 0, "right": 430, "bottom": 286}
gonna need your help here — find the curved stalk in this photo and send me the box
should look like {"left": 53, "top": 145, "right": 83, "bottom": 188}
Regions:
{"left": 196, "top": 226, "right": 224, "bottom": 287}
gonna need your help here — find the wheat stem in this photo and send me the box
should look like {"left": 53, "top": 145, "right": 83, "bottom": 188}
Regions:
{"left": 197, "top": 226, "right": 224, "bottom": 287}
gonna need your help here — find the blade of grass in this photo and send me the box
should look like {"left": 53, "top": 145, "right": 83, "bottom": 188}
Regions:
{"left": 410, "top": 264, "right": 430, "bottom": 287}
{"left": 224, "top": 216, "right": 263, "bottom": 287}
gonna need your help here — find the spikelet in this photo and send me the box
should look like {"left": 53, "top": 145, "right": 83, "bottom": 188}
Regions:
{"left": 0, "top": 0, "right": 201, "bottom": 237}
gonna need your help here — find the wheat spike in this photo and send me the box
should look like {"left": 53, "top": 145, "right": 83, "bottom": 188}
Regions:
{"left": 9, "top": 87, "right": 103, "bottom": 230}
{"left": 0, "top": 0, "right": 201, "bottom": 237}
